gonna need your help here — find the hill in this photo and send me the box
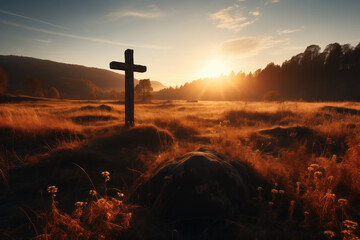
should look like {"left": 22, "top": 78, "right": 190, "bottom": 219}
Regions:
{"left": 0, "top": 55, "right": 166, "bottom": 99}
{"left": 156, "top": 42, "right": 360, "bottom": 101}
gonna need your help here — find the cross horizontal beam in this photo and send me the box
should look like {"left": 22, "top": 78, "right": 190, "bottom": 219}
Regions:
{"left": 110, "top": 61, "right": 147, "bottom": 73}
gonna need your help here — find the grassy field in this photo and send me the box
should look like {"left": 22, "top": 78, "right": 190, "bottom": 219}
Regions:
{"left": 1, "top": 98, "right": 360, "bottom": 239}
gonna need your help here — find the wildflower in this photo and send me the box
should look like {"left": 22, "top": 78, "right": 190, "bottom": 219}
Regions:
{"left": 89, "top": 190, "right": 97, "bottom": 196}
{"left": 271, "top": 189, "right": 278, "bottom": 201}
{"left": 289, "top": 200, "right": 296, "bottom": 221}
{"left": 279, "top": 190, "right": 285, "bottom": 194}
{"left": 325, "top": 190, "right": 336, "bottom": 200}
{"left": 304, "top": 211, "right": 309, "bottom": 225}
{"left": 314, "top": 171, "right": 323, "bottom": 178}
{"left": 75, "top": 202, "right": 85, "bottom": 208}
{"left": 47, "top": 186, "right": 58, "bottom": 197}
{"left": 338, "top": 198, "right": 348, "bottom": 206}
{"left": 101, "top": 171, "right": 110, "bottom": 182}
{"left": 323, "top": 230, "right": 335, "bottom": 239}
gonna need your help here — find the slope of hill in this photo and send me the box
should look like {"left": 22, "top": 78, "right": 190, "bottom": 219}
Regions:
{"left": 151, "top": 80, "right": 167, "bottom": 91}
{"left": 0, "top": 55, "right": 166, "bottom": 99}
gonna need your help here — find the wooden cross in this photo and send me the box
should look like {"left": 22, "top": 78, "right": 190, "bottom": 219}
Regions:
{"left": 110, "top": 49, "right": 147, "bottom": 128}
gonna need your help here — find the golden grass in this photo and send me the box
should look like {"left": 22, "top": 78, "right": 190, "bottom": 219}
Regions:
{"left": 1, "top": 99, "right": 360, "bottom": 239}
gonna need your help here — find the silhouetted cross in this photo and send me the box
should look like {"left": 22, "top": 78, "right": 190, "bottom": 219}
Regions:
{"left": 110, "top": 49, "right": 147, "bottom": 128}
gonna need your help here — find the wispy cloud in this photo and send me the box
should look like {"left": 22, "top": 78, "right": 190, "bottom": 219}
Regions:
{"left": 249, "top": 11, "right": 260, "bottom": 16}
{"left": 264, "top": 0, "right": 280, "bottom": 5}
{"left": 221, "top": 37, "right": 261, "bottom": 57}
{"left": 0, "top": 10, "right": 65, "bottom": 29}
{"left": 31, "top": 38, "right": 52, "bottom": 44}
{"left": 220, "top": 36, "right": 290, "bottom": 58}
{"left": 277, "top": 26, "right": 304, "bottom": 35}
{"left": 0, "top": 19, "right": 167, "bottom": 49}
{"left": 209, "top": 4, "right": 258, "bottom": 31}
{"left": 107, "top": 4, "right": 164, "bottom": 20}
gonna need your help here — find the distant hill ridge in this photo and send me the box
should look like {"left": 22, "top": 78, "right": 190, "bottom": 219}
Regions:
{"left": 0, "top": 55, "right": 166, "bottom": 99}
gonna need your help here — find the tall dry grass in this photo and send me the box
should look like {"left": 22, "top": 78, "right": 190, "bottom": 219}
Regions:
{"left": 2, "top": 100, "right": 360, "bottom": 239}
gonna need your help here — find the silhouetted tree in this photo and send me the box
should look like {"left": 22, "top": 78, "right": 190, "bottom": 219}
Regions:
{"left": 48, "top": 87, "right": 60, "bottom": 99}
{"left": 24, "top": 77, "right": 44, "bottom": 97}
{"left": 0, "top": 67, "right": 8, "bottom": 94}
{"left": 135, "top": 79, "right": 154, "bottom": 102}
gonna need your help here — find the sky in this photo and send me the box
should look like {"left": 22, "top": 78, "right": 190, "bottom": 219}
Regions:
{"left": 0, "top": 0, "right": 360, "bottom": 87}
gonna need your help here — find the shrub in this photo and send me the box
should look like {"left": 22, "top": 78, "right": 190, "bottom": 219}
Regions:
{"left": 48, "top": 87, "right": 60, "bottom": 99}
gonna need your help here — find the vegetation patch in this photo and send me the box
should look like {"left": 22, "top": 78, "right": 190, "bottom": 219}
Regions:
{"left": 153, "top": 118, "right": 199, "bottom": 140}
{"left": 71, "top": 115, "right": 118, "bottom": 124}
{"left": 224, "top": 110, "right": 295, "bottom": 126}
{"left": 321, "top": 106, "right": 360, "bottom": 115}
{"left": 80, "top": 104, "right": 113, "bottom": 112}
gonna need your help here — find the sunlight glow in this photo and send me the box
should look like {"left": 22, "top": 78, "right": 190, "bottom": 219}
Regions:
{"left": 198, "top": 59, "right": 232, "bottom": 79}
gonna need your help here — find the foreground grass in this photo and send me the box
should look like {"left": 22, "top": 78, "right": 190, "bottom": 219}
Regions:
{"left": 1, "top": 99, "right": 360, "bottom": 239}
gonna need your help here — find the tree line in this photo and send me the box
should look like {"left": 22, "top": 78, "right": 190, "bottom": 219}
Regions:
{"left": 155, "top": 42, "right": 360, "bottom": 101}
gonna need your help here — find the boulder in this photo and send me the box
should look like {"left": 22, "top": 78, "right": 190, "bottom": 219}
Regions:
{"left": 136, "top": 148, "right": 263, "bottom": 221}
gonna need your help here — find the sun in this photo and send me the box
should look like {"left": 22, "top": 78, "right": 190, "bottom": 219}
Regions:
{"left": 198, "top": 59, "right": 231, "bottom": 79}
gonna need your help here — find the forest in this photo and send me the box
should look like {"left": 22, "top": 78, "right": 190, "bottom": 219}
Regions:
{"left": 155, "top": 42, "right": 360, "bottom": 101}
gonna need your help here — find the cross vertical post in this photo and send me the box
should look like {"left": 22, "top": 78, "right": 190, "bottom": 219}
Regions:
{"left": 110, "top": 49, "right": 147, "bottom": 128}
{"left": 125, "top": 49, "right": 134, "bottom": 128}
